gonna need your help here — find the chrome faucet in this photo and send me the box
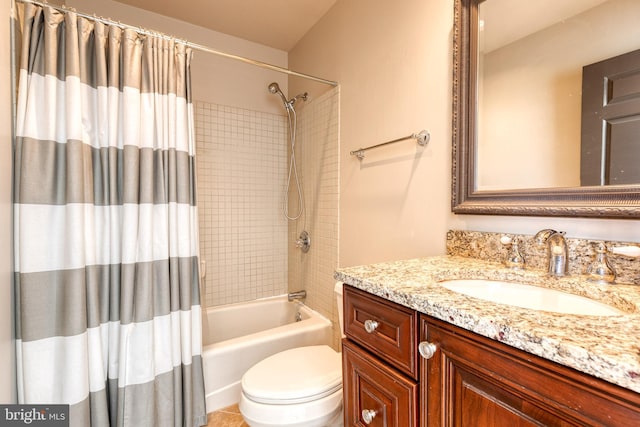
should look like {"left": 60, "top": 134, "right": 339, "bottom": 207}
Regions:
{"left": 288, "top": 290, "right": 307, "bottom": 302}
{"left": 534, "top": 229, "right": 568, "bottom": 277}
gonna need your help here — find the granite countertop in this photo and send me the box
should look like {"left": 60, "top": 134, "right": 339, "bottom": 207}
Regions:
{"left": 334, "top": 255, "right": 640, "bottom": 393}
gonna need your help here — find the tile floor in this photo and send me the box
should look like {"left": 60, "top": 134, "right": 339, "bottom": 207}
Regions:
{"left": 206, "top": 404, "right": 248, "bottom": 427}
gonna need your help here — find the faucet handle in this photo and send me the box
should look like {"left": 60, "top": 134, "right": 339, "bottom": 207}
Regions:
{"left": 295, "top": 230, "right": 311, "bottom": 253}
{"left": 501, "top": 236, "right": 525, "bottom": 270}
{"left": 609, "top": 245, "right": 640, "bottom": 258}
{"left": 587, "top": 242, "right": 616, "bottom": 284}
{"left": 500, "top": 235, "right": 513, "bottom": 245}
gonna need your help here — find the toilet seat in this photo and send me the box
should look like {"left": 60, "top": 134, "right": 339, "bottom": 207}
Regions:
{"left": 241, "top": 345, "right": 342, "bottom": 405}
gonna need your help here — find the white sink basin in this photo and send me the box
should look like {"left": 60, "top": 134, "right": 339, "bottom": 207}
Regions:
{"left": 440, "top": 279, "right": 625, "bottom": 316}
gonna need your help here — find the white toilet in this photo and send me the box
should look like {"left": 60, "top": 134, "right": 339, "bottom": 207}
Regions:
{"left": 239, "top": 283, "right": 345, "bottom": 427}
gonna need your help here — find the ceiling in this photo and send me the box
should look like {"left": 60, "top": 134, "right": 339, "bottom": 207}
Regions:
{"left": 481, "top": 0, "right": 608, "bottom": 52}
{"left": 113, "top": 0, "right": 338, "bottom": 51}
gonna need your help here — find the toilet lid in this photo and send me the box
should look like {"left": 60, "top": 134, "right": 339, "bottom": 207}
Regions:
{"left": 242, "top": 345, "right": 342, "bottom": 405}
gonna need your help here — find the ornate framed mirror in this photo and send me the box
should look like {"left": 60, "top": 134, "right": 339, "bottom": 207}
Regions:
{"left": 452, "top": 0, "right": 640, "bottom": 217}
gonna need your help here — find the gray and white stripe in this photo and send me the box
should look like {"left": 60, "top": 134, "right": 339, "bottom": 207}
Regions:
{"left": 14, "top": 3, "right": 206, "bottom": 426}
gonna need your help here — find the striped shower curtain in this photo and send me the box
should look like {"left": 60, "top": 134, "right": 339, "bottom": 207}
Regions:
{"left": 13, "top": 3, "right": 206, "bottom": 427}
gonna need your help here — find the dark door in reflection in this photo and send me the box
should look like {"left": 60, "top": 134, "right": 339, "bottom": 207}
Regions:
{"left": 581, "top": 48, "right": 640, "bottom": 186}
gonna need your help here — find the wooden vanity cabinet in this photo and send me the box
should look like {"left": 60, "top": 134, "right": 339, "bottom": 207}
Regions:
{"left": 342, "top": 285, "right": 640, "bottom": 426}
{"left": 342, "top": 285, "right": 419, "bottom": 426}
{"left": 420, "top": 315, "right": 640, "bottom": 427}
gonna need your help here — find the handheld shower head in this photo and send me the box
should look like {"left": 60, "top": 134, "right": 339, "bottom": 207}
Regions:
{"left": 268, "top": 82, "right": 289, "bottom": 107}
{"left": 268, "top": 82, "right": 280, "bottom": 94}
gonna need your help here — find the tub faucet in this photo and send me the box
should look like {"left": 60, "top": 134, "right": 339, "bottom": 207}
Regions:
{"left": 534, "top": 229, "right": 568, "bottom": 277}
{"left": 288, "top": 290, "right": 307, "bottom": 302}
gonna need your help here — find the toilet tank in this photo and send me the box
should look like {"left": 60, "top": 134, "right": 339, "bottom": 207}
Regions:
{"left": 334, "top": 282, "right": 345, "bottom": 338}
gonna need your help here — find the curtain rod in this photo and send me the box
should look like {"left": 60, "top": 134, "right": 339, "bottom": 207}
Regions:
{"left": 15, "top": 0, "right": 338, "bottom": 87}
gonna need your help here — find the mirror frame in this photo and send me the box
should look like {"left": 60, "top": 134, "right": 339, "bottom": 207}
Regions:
{"left": 452, "top": 0, "right": 640, "bottom": 218}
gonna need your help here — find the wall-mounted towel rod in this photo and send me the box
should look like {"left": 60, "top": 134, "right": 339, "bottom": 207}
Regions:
{"left": 350, "top": 130, "right": 430, "bottom": 159}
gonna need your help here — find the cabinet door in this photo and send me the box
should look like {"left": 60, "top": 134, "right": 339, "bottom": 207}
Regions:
{"left": 420, "top": 316, "right": 640, "bottom": 427}
{"left": 343, "top": 339, "right": 418, "bottom": 426}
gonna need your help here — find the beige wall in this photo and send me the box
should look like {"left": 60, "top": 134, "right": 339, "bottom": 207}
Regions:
{"left": 290, "top": 0, "right": 452, "bottom": 267}
{"left": 1, "top": 1, "right": 15, "bottom": 403}
{"left": 290, "top": 0, "right": 640, "bottom": 269}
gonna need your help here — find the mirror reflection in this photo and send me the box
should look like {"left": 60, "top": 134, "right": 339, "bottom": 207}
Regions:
{"left": 476, "top": 0, "right": 640, "bottom": 191}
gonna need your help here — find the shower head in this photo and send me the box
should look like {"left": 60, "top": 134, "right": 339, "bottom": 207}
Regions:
{"left": 268, "top": 82, "right": 289, "bottom": 107}
{"left": 268, "top": 82, "right": 308, "bottom": 110}
{"left": 268, "top": 82, "right": 281, "bottom": 94}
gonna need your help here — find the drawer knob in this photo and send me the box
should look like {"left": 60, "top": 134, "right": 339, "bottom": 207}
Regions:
{"left": 364, "top": 319, "right": 379, "bottom": 333}
{"left": 418, "top": 341, "right": 437, "bottom": 359}
{"left": 362, "top": 409, "right": 377, "bottom": 424}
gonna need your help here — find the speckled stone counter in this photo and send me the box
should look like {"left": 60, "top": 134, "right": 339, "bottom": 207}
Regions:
{"left": 334, "top": 255, "right": 640, "bottom": 393}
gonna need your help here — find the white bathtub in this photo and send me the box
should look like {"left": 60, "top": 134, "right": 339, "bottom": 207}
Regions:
{"left": 202, "top": 294, "right": 333, "bottom": 413}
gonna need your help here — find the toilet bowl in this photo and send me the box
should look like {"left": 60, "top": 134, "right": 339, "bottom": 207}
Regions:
{"left": 239, "top": 283, "right": 345, "bottom": 427}
{"left": 239, "top": 345, "right": 343, "bottom": 427}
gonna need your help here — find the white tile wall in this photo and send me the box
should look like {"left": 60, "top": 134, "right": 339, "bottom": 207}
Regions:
{"left": 194, "top": 87, "right": 340, "bottom": 348}
{"left": 287, "top": 87, "right": 341, "bottom": 348}
{"left": 195, "top": 102, "right": 289, "bottom": 307}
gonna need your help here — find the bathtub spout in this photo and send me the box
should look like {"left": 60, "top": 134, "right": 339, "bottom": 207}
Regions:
{"left": 288, "top": 290, "right": 307, "bottom": 302}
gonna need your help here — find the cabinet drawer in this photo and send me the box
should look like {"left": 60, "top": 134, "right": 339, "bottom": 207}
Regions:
{"left": 343, "top": 339, "right": 418, "bottom": 427}
{"left": 344, "top": 285, "right": 418, "bottom": 378}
